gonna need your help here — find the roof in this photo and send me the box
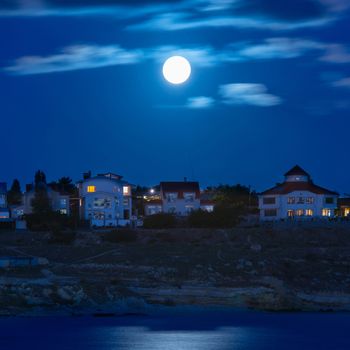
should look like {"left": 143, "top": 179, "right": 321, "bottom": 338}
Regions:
{"left": 284, "top": 165, "right": 310, "bottom": 177}
{"left": 338, "top": 198, "right": 350, "bottom": 206}
{"left": 260, "top": 181, "right": 338, "bottom": 196}
{"left": 160, "top": 182, "right": 200, "bottom": 199}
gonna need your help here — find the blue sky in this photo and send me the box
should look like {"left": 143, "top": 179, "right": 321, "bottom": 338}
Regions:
{"left": 1, "top": 0, "right": 350, "bottom": 193}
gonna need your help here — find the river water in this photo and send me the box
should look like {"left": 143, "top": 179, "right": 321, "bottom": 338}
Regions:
{"left": 0, "top": 311, "right": 349, "bottom": 349}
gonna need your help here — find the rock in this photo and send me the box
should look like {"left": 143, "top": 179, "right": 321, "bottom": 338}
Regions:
{"left": 250, "top": 244, "right": 262, "bottom": 252}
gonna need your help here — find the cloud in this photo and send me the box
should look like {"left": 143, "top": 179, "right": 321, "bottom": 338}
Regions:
{"left": 320, "top": 44, "right": 350, "bottom": 63}
{"left": 219, "top": 83, "right": 282, "bottom": 106}
{"left": 186, "top": 96, "right": 215, "bottom": 109}
{"left": 234, "top": 38, "right": 324, "bottom": 60}
{"left": 0, "top": 0, "right": 345, "bottom": 34}
{"left": 5, "top": 45, "right": 143, "bottom": 75}
{"left": 331, "top": 77, "right": 350, "bottom": 88}
{"left": 128, "top": 11, "right": 333, "bottom": 32}
{"left": 5, "top": 38, "right": 349, "bottom": 76}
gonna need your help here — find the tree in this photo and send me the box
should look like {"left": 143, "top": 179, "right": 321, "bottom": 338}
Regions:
{"left": 32, "top": 170, "right": 51, "bottom": 215}
{"left": 7, "top": 179, "right": 22, "bottom": 205}
{"left": 34, "top": 170, "right": 46, "bottom": 187}
{"left": 49, "top": 176, "right": 75, "bottom": 194}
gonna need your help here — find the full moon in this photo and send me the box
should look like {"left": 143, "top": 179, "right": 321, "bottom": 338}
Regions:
{"left": 162, "top": 56, "right": 191, "bottom": 84}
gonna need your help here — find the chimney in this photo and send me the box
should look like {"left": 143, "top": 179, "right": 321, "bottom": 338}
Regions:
{"left": 83, "top": 171, "right": 91, "bottom": 180}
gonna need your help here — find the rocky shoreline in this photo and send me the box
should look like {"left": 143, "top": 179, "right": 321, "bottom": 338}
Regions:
{"left": 0, "top": 225, "right": 350, "bottom": 316}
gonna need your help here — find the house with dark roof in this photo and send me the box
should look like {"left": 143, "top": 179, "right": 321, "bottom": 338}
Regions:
{"left": 258, "top": 166, "right": 338, "bottom": 221}
{"left": 144, "top": 181, "right": 214, "bottom": 216}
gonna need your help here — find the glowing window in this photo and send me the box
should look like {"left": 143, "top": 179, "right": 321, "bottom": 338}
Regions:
{"left": 296, "top": 209, "right": 304, "bottom": 216}
{"left": 87, "top": 186, "right": 96, "bottom": 193}
{"left": 305, "top": 209, "right": 313, "bottom": 216}
{"left": 287, "top": 210, "right": 294, "bottom": 217}
{"left": 322, "top": 209, "right": 331, "bottom": 217}
{"left": 123, "top": 186, "right": 130, "bottom": 196}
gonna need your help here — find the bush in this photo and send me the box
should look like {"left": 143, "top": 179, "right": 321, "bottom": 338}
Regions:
{"left": 188, "top": 207, "right": 242, "bottom": 228}
{"left": 49, "top": 227, "right": 76, "bottom": 245}
{"left": 25, "top": 212, "right": 76, "bottom": 231}
{"left": 143, "top": 213, "right": 176, "bottom": 229}
{"left": 101, "top": 228, "right": 138, "bottom": 243}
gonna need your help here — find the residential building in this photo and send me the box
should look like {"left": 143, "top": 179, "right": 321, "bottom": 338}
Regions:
{"left": 338, "top": 198, "right": 350, "bottom": 218}
{"left": 78, "top": 172, "right": 132, "bottom": 227}
{"left": 0, "top": 183, "right": 10, "bottom": 220}
{"left": 259, "top": 165, "right": 338, "bottom": 221}
{"left": 22, "top": 184, "right": 70, "bottom": 215}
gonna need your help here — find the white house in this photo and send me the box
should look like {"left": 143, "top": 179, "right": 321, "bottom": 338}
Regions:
{"left": 22, "top": 185, "right": 70, "bottom": 216}
{"left": 144, "top": 181, "right": 215, "bottom": 216}
{"left": 259, "top": 165, "right": 338, "bottom": 221}
{"left": 78, "top": 172, "right": 132, "bottom": 227}
{"left": 144, "top": 181, "right": 200, "bottom": 216}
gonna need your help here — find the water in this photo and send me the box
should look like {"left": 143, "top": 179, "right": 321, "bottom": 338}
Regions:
{"left": 0, "top": 311, "right": 349, "bottom": 349}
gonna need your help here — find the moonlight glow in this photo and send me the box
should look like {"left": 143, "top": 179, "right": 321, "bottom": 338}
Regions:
{"left": 162, "top": 56, "right": 191, "bottom": 84}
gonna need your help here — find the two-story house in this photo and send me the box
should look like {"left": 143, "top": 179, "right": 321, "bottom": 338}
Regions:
{"left": 259, "top": 165, "right": 338, "bottom": 221}
{"left": 78, "top": 172, "right": 132, "bottom": 227}
{"left": 22, "top": 184, "right": 70, "bottom": 216}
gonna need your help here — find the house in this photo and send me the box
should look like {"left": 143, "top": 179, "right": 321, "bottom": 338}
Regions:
{"left": 22, "top": 184, "right": 70, "bottom": 215}
{"left": 0, "top": 183, "right": 10, "bottom": 221}
{"left": 258, "top": 165, "right": 338, "bottom": 221}
{"left": 78, "top": 172, "right": 132, "bottom": 227}
{"left": 144, "top": 181, "right": 200, "bottom": 216}
{"left": 338, "top": 198, "right": 350, "bottom": 218}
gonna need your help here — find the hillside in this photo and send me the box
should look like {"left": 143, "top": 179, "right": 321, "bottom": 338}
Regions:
{"left": 0, "top": 224, "right": 349, "bottom": 315}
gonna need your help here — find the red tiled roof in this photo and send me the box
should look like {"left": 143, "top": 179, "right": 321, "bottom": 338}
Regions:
{"left": 260, "top": 181, "right": 338, "bottom": 196}
{"left": 160, "top": 182, "right": 200, "bottom": 199}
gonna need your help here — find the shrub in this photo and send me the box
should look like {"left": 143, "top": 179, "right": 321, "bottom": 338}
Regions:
{"left": 188, "top": 207, "right": 242, "bottom": 228}
{"left": 49, "top": 228, "right": 76, "bottom": 245}
{"left": 143, "top": 213, "right": 176, "bottom": 229}
{"left": 101, "top": 228, "right": 138, "bottom": 243}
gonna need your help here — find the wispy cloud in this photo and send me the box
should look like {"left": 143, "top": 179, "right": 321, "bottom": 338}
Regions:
{"left": 128, "top": 12, "right": 334, "bottom": 32}
{"left": 5, "top": 38, "right": 350, "bottom": 76}
{"left": 186, "top": 96, "right": 215, "bottom": 109}
{"left": 0, "top": 0, "right": 345, "bottom": 34}
{"left": 320, "top": 44, "right": 350, "bottom": 63}
{"left": 331, "top": 77, "right": 350, "bottom": 87}
{"left": 5, "top": 45, "right": 143, "bottom": 75}
{"left": 219, "top": 83, "right": 282, "bottom": 106}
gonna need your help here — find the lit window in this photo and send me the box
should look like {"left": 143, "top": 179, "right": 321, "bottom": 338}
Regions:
{"left": 60, "top": 209, "right": 67, "bottom": 215}
{"left": 123, "top": 186, "right": 130, "bottom": 196}
{"left": 287, "top": 210, "right": 294, "bottom": 217}
{"left": 345, "top": 208, "right": 350, "bottom": 217}
{"left": 305, "top": 209, "right": 313, "bottom": 216}
{"left": 87, "top": 185, "right": 96, "bottom": 193}
{"left": 296, "top": 209, "right": 304, "bottom": 216}
{"left": 322, "top": 209, "right": 331, "bottom": 217}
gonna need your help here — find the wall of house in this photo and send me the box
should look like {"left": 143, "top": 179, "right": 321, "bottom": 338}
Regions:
{"left": 79, "top": 178, "right": 132, "bottom": 227}
{"left": 161, "top": 192, "right": 200, "bottom": 216}
{"left": 259, "top": 191, "right": 338, "bottom": 221}
{"left": 23, "top": 189, "right": 70, "bottom": 215}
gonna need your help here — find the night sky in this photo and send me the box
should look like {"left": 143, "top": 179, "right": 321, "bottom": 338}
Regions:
{"left": 1, "top": 0, "right": 350, "bottom": 193}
